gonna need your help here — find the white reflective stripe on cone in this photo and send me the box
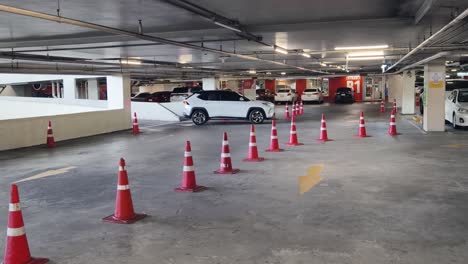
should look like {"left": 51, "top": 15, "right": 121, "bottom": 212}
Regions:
{"left": 391, "top": 115, "right": 395, "bottom": 118}
{"left": 360, "top": 117, "right": 364, "bottom": 120}
{"left": 222, "top": 140, "right": 229, "bottom": 146}
{"left": 221, "top": 153, "right": 231, "bottom": 158}
{"left": 390, "top": 122, "right": 396, "bottom": 126}
{"left": 271, "top": 136, "right": 278, "bottom": 139}
{"left": 320, "top": 127, "right": 327, "bottom": 131}
{"left": 290, "top": 130, "right": 297, "bottom": 134}
{"left": 119, "top": 166, "right": 125, "bottom": 171}
{"left": 271, "top": 126, "right": 276, "bottom": 130}
{"left": 183, "top": 166, "right": 194, "bottom": 172}
{"left": 47, "top": 135, "right": 54, "bottom": 138}
{"left": 47, "top": 126, "right": 51, "bottom": 129}
{"left": 184, "top": 151, "right": 192, "bottom": 157}
{"left": 133, "top": 123, "right": 138, "bottom": 126}
{"left": 359, "top": 124, "right": 365, "bottom": 128}
{"left": 250, "top": 132, "right": 256, "bottom": 136}
{"left": 249, "top": 143, "right": 257, "bottom": 147}
{"left": 117, "top": 185, "right": 130, "bottom": 190}
{"left": 7, "top": 227, "right": 25, "bottom": 237}
{"left": 9, "top": 203, "right": 20, "bottom": 212}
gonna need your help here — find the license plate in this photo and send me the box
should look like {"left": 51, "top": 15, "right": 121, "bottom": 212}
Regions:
{"left": 341, "top": 94, "right": 346, "bottom": 96}
{"left": 280, "top": 95, "right": 285, "bottom": 97}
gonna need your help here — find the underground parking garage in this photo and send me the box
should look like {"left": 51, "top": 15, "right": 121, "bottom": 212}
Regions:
{"left": 1, "top": 0, "right": 468, "bottom": 263}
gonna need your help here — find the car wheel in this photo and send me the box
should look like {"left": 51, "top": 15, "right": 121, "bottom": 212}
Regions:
{"left": 191, "top": 110, "right": 208, "bottom": 125}
{"left": 453, "top": 113, "right": 459, "bottom": 129}
{"left": 249, "top": 109, "right": 265, "bottom": 124}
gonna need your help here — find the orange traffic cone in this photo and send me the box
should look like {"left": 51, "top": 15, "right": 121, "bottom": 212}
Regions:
{"left": 380, "top": 100, "right": 385, "bottom": 113}
{"left": 3, "top": 184, "right": 49, "bottom": 264}
{"left": 102, "top": 158, "right": 146, "bottom": 224}
{"left": 388, "top": 109, "right": 400, "bottom": 136}
{"left": 46, "top": 121, "right": 55, "bottom": 148}
{"left": 214, "top": 132, "right": 240, "bottom": 174}
{"left": 393, "top": 99, "right": 397, "bottom": 112}
{"left": 266, "top": 118, "right": 284, "bottom": 152}
{"left": 286, "top": 115, "right": 304, "bottom": 146}
{"left": 299, "top": 101, "right": 304, "bottom": 115}
{"left": 316, "top": 114, "right": 332, "bottom": 142}
{"left": 243, "top": 124, "right": 265, "bottom": 162}
{"left": 284, "top": 103, "right": 290, "bottom": 119}
{"left": 293, "top": 102, "right": 298, "bottom": 116}
{"left": 175, "top": 141, "right": 206, "bottom": 192}
{"left": 356, "top": 112, "right": 370, "bottom": 137}
{"left": 132, "top": 112, "right": 140, "bottom": 135}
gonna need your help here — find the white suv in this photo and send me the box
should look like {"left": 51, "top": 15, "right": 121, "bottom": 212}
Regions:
{"left": 183, "top": 90, "right": 275, "bottom": 125}
{"left": 274, "top": 86, "right": 298, "bottom": 103}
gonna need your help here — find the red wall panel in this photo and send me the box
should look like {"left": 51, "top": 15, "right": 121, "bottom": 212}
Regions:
{"left": 328, "top": 76, "right": 363, "bottom": 102}
{"left": 295, "top": 79, "right": 307, "bottom": 97}
{"left": 265, "top": 79, "right": 276, "bottom": 93}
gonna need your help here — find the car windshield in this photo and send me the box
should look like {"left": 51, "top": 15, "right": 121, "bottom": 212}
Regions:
{"left": 458, "top": 91, "right": 468, "bottom": 102}
{"left": 134, "top": 92, "right": 151, "bottom": 98}
{"left": 277, "top": 89, "right": 290, "bottom": 93}
{"left": 173, "top": 87, "right": 188, "bottom": 93}
{"left": 337, "top": 88, "right": 351, "bottom": 93}
{"left": 305, "top": 89, "right": 317, "bottom": 92}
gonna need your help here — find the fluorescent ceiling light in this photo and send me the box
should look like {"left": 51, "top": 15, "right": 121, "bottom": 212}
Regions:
{"left": 274, "top": 46, "right": 288, "bottom": 55}
{"left": 457, "top": 72, "right": 468, "bottom": 77}
{"left": 214, "top": 21, "right": 242, "bottom": 33}
{"left": 281, "top": 72, "right": 286, "bottom": 75}
{"left": 446, "top": 75, "right": 450, "bottom": 78}
{"left": 347, "top": 56, "right": 384, "bottom": 61}
{"left": 266, "top": 72, "right": 272, "bottom": 75}
{"left": 335, "top": 45, "right": 389, "bottom": 50}
{"left": 248, "top": 70, "right": 256, "bottom": 74}
{"left": 451, "top": 69, "right": 457, "bottom": 72}
{"left": 301, "top": 53, "right": 311, "bottom": 58}
{"left": 320, "top": 62, "right": 327, "bottom": 67}
{"left": 122, "top": 59, "right": 141, "bottom": 65}
{"left": 348, "top": 51, "right": 384, "bottom": 57}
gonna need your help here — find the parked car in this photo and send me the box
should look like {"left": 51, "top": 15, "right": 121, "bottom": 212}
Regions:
{"left": 445, "top": 88, "right": 468, "bottom": 129}
{"left": 148, "top": 91, "right": 171, "bottom": 103}
{"left": 170, "top": 86, "right": 203, "bottom": 102}
{"left": 256, "top": 89, "right": 275, "bottom": 102}
{"left": 335, "top": 87, "right": 354, "bottom": 103}
{"left": 302, "top": 88, "right": 324, "bottom": 103}
{"left": 419, "top": 80, "right": 468, "bottom": 115}
{"left": 183, "top": 90, "right": 275, "bottom": 125}
{"left": 274, "top": 87, "right": 298, "bottom": 104}
{"left": 131, "top": 92, "right": 152, "bottom": 102}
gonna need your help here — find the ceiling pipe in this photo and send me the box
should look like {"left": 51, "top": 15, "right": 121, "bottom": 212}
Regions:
{"left": 385, "top": 7, "right": 468, "bottom": 72}
{"left": 0, "top": 5, "right": 326, "bottom": 74}
{"left": 395, "top": 51, "right": 450, "bottom": 73}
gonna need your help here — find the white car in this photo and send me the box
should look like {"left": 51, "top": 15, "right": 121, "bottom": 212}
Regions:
{"left": 445, "top": 88, "right": 468, "bottom": 129}
{"left": 183, "top": 90, "right": 275, "bottom": 125}
{"left": 301, "top": 88, "right": 324, "bottom": 103}
{"left": 274, "top": 87, "right": 298, "bottom": 103}
{"left": 170, "top": 86, "right": 203, "bottom": 102}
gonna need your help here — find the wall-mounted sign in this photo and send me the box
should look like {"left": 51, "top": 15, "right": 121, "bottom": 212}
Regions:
{"left": 428, "top": 72, "right": 444, "bottom": 89}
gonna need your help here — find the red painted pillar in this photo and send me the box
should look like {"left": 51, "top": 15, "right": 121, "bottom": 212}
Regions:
{"left": 295, "top": 79, "right": 307, "bottom": 99}
{"left": 265, "top": 79, "right": 276, "bottom": 93}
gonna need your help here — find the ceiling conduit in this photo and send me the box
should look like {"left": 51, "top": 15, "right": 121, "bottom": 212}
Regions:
{"left": 385, "top": 7, "right": 468, "bottom": 72}
{"left": 0, "top": 5, "right": 327, "bottom": 74}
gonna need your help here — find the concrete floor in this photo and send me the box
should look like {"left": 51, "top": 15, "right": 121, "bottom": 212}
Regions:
{"left": 1, "top": 102, "right": 468, "bottom": 264}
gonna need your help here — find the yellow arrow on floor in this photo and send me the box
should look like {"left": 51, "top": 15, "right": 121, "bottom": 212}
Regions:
{"left": 298, "top": 165, "right": 324, "bottom": 195}
{"left": 14, "top": 166, "right": 76, "bottom": 183}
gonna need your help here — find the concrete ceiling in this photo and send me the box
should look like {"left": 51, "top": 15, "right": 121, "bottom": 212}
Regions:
{"left": 0, "top": 0, "right": 466, "bottom": 80}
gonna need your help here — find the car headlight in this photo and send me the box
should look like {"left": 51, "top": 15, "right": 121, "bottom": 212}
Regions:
{"left": 457, "top": 108, "right": 468, "bottom": 113}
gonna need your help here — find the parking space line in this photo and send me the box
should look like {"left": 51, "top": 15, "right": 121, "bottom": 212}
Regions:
{"left": 407, "top": 119, "right": 427, "bottom": 135}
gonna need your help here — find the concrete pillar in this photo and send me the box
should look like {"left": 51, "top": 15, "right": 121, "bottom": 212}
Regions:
{"left": 401, "top": 70, "right": 416, "bottom": 114}
{"left": 62, "top": 76, "right": 76, "bottom": 100}
{"left": 202, "top": 78, "right": 219, "bottom": 90}
{"left": 423, "top": 61, "right": 446, "bottom": 132}
{"left": 87, "top": 79, "right": 99, "bottom": 100}
{"left": 107, "top": 75, "right": 131, "bottom": 112}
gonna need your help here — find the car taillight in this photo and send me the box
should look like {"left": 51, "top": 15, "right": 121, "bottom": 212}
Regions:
{"left": 183, "top": 101, "right": 190, "bottom": 105}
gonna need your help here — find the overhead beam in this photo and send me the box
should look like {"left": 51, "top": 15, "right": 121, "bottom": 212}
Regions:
{"left": 415, "top": 0, "right": 436, "bottom": 24}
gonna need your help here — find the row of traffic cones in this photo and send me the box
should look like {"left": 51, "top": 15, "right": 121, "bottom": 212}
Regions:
{"left": 380, "top": 99, "right": 397, "bottom": 113}
{"left": 46, "top": 112, "right": 142, "bottom": 148}
{"left": 284, "top": 101, "right": 304, "bottom": 119}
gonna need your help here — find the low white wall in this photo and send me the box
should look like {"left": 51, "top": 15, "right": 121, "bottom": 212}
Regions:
{"left": 161, "top": 102, "right": 185, "bottom": 116}
{"left": 0, "top": 109, "right": 130, "bottom": 151}
{"left": 131, "top": 102, "right": 182, "bottom": 121}
{"left": 0, "top": 97, "right": 108, "bottom": 120}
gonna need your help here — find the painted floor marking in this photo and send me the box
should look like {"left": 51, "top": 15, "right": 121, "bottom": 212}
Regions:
{"left": 442, "top": 143, "right": 468, "bottom": 149}
{"left": 407, "top": 119, "right": 427, "bottom": 134}
{"left": 298, "top": 165, "right": 324, "bottom": 195}
{"left": 14, "top": 166, "right": 76, "bottom": 183}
